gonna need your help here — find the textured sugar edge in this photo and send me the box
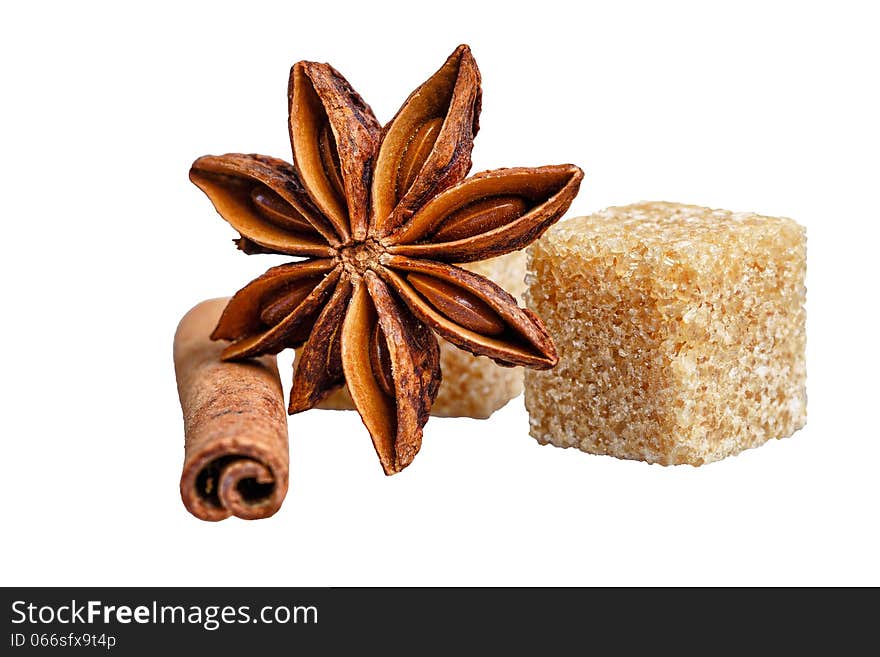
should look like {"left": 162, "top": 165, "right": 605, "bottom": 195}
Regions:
{"left": 527, "top": 417, "right": 806, "bottom": 466}
{"left": 524, "top": 202, "right": 807, "bottom": 466}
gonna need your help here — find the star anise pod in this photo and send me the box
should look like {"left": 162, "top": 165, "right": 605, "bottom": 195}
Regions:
{"left": 189, "top": 45, "right": 583, "bottom": 475}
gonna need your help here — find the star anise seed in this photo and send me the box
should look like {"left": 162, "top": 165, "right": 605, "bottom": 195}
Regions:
{"left": 190, "top": 44, "right": 583, "bottom": 474}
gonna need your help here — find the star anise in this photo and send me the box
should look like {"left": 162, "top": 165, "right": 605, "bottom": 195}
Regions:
{"left": 189, "top": 45, "right": 583, "bottom": 475}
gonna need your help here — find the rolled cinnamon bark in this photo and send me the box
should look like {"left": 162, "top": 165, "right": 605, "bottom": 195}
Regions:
{"left": 174, "top": 298, "right": 289, "bottom": 521}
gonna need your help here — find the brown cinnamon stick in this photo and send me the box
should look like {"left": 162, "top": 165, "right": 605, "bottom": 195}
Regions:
{"left": 174, "top": 298, "right": 289, "bottom": 521}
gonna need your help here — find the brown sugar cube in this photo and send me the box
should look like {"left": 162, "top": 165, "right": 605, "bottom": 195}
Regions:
{"left": 316, "top": 251, "right": 527, "bottom": 418}
{"left": 524, "top": 202, "right": 806, "bottom": 465}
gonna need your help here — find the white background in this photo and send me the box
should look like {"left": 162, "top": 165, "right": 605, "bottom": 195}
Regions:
{"left": 2, "top": 1, "right": 877, "bottom": 586}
